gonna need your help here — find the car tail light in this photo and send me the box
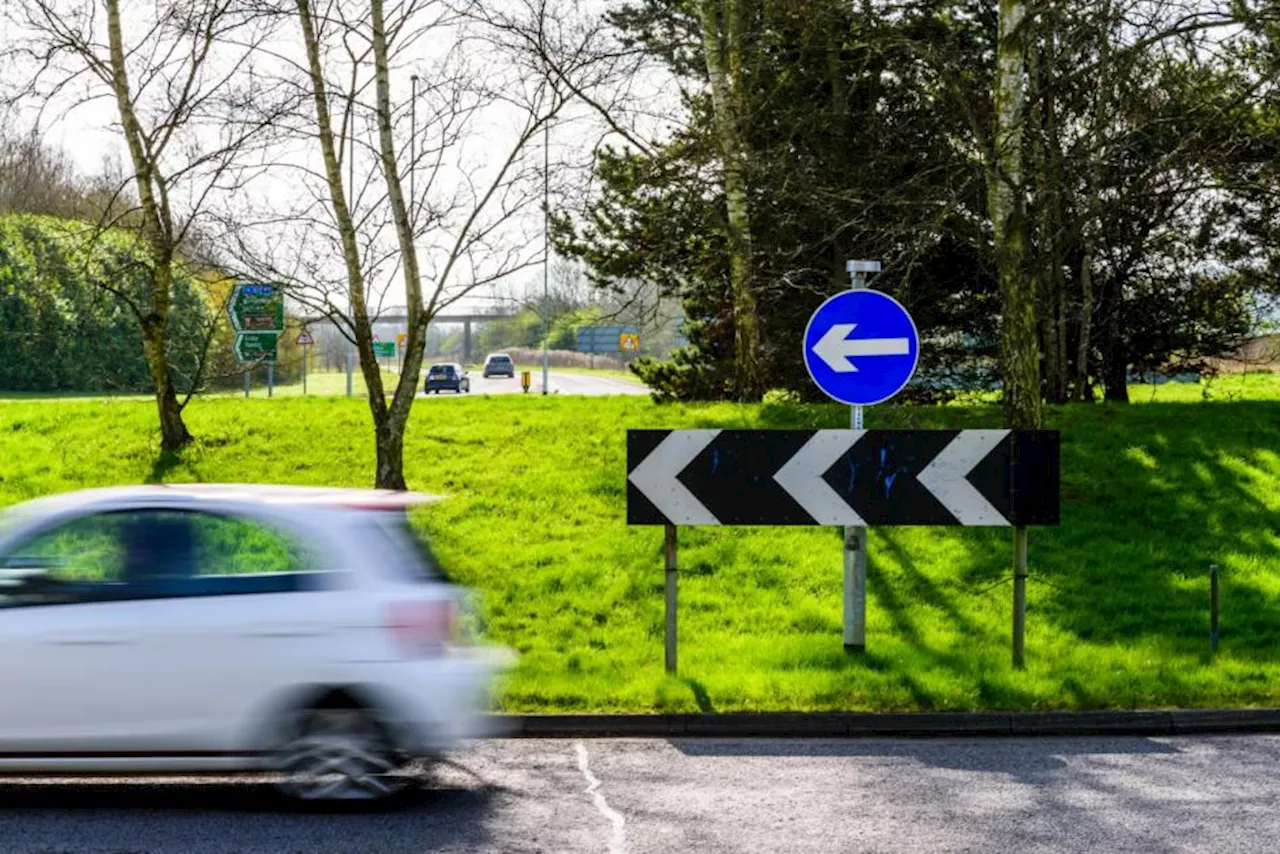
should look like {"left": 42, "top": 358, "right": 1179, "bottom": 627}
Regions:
{"left": 385, "top": 599, "right": 457, "bottom": 657}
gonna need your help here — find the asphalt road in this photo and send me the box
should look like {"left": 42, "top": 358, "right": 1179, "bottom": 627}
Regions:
{"left": 418, "top": 372, "right": 648, "bottom": 397}
{"left": 3, "top": 735, "right": 1279, "bottom": 853}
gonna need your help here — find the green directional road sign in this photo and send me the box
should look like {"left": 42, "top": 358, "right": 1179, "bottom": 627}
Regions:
{"left": 229, "top": 283, "right": 284, "bottom": 333}
{"left": 372, "top": 341, "right": 396, "bottom": 358}
{"left": 228, "top": 283, "right": 284, "bottom": 363}
{"left": 234, "top": 331, "right": 279, "bottom": 362}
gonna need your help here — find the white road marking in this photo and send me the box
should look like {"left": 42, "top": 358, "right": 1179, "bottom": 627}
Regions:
{"left": 575, "top": 741, "right": 626, "bottom": 854}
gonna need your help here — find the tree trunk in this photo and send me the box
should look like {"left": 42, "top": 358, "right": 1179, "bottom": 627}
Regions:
{"left": 827, "top": 16, "right": 849, "bottom": 291}
{"left": 375, "top": 415, "right": 407, "bottom": 491}
{"left": 370, "top": 0, "right": 425, "bottom": 490}
{"left": 987, "top": 0, "right": 1040, "bottom": 431}
{"left": 1100, "top": 277, "right": 1129, "bottom": 403}
{"left": 698, "top": 0, "right": 762, "bottom": 402}
{"left": 106, "top": 0, "right": 192, "bottom": 450}
{"left": 1077, "top": 0, "right": 1110, "bottom": 403}
{"left": 1076, "top": 251, "right": 1094, "bottom": 400}
{"left": 988, "top": 0, "right": 1037, "bottom": 675}
{"left": 141, "top": 314, "right": 192, "bottom": 451}
{"left": 296, "top": 0, "right": 394, "bottom": 485}
{"left": 1045, "top": 42, "right": 1070, "bottom": 405}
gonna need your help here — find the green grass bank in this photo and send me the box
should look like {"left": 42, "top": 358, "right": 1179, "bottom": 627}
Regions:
{"left": 1, "top": 374, "right": 1278, "bottom": 713}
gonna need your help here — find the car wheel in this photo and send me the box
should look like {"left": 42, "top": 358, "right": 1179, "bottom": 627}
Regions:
{"left": 271, "top": 705, "right": 406, "bottom": 801}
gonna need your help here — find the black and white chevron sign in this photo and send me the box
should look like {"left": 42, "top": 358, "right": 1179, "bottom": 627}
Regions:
{"left": 627, "top": 430, "right": 1059, "bottom": 527}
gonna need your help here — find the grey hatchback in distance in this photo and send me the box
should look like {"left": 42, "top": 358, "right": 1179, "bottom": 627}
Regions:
{"left": 482, "top": 353, "right": 515, "bottom": 378}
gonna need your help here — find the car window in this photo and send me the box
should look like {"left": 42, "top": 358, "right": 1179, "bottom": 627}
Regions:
{"left": 191, "top": 512, "right": 311, "bottom": 577}
{"left": 0, "top": 509, "right": 316, "bottom": 608}
{"left": 361, "top": 513, "right": 443, "bottom": 583}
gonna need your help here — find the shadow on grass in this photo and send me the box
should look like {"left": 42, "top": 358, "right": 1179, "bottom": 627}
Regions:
{"left": 147, "top": 448, "right": 185, "bottom": 484}
{"left": 682, "top": 677, "right": 716, "bottom": 713}
{"left": 864, "top": 543, "right": 1039, "bottom": 711}
{"left": 734, "top": 399, "right": 1279, "bottom": 706}
{"left": 1036, "top": 401, "right": 1280, "bottom": 659}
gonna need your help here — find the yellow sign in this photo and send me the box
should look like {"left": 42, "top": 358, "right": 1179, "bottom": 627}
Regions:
{"left": 521, "top": 371, "right": 532, "bottom": 392}
{"left": 619, "top": 332, "right": 640, "bottom": 352}
{"left": 396, "top": 332, "right": 406, "bottom": 347}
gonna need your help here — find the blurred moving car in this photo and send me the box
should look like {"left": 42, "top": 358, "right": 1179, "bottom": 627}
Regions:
{"left": 482, "top": 353, "right": 515, "bottom": 378}
{"left": 0, "top": 485, "right": 509, "bottom": 800}
{"left": 425, "top": 362, "right": 470, "bottom": 394}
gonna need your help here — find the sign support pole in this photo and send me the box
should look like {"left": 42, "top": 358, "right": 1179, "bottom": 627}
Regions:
{"left": 845, "top": 402, "right": 867, "bottom": 651}
{"left": 267, "top": 363, "right": 274, "bottom": 398}
{"left": 1013, "top": 526, "right": 1028, "bottom": 668}
{"left": 843, "top": 261, "right": 876, "bottom": 652}
{"left": 664, "top": 523, "right": 678, "bottom": 674}
{"left": 303, "top": 344, "right": 309, "bottom": 396}
{"left": 244, "top": 368, "right": 250, "bottom": 398}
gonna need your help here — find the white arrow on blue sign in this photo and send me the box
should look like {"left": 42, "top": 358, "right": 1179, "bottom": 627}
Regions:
{"left": 803, "top": 289, "right": 919, "bottom": 405}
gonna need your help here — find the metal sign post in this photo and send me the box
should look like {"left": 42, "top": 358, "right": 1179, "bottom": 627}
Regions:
{"left": 665, "top": 524, "right": 678, "bottom": 674}
{"left": 804, "top": 260, "right": 919, "bottom": 652}
{"left": 845, "top": 261, "right": 874, "bottom": 651}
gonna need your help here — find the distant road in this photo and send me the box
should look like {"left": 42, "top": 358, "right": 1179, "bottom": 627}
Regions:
{"left": 419, "top": 371, "right": 648, "bottom": 398}
{"left": 2, "top": 735, "right": 1278, "bottom": 853}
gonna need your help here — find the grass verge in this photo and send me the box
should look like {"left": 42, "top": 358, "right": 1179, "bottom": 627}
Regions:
{"left": 1, "top": 374, "right": 1278, "bottom": 713}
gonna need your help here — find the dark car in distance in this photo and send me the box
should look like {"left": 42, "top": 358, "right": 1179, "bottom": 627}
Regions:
{"left": 482, "top": 353, "right": 515, "bottom": 379}
{"left": 425, "top": 363, "right": 470, "bottom": 394}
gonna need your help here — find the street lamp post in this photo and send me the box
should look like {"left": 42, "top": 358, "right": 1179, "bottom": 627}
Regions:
{"left": 541, "top": 121, "right": 550, "bottom": 395}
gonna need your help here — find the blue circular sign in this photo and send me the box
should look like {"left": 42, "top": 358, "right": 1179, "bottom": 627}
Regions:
{"left": 803, "top": 289, "right": 919, "bottom": 405}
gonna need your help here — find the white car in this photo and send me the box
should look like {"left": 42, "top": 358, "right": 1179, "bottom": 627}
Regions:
{"left": 0, "top": 484, "right": 507, "bottom": 800}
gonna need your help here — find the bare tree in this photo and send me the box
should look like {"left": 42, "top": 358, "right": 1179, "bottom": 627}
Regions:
{"left": 1, "top": 0, "right": 292, "bottom": 449}
{"left": 226, "top": 0, "right": 626, "bottom": 488}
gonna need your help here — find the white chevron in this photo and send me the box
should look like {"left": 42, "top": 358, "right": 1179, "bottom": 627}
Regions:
{"left": 917, "top": 430, "right": 1010, "bottom": 525}
{"left": 772, "top": 430, "right": 867, "bottom": 525}
{"left": 628, "top": 430, "right": 722, "bottom": 524}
